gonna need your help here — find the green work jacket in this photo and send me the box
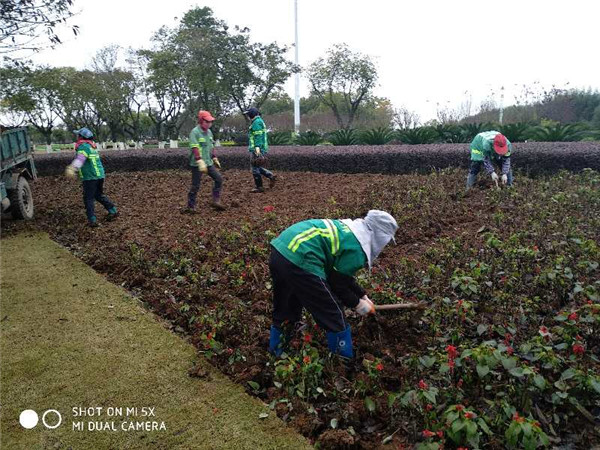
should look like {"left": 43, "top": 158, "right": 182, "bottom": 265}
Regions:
{"left": 470, "top": 131, "right": 513, "bottom": 161}
{"left": 76, "top": 142, "right": 105, "bottom": 180}
{"left": 248, "top": 116, "right": 268, "bottom": 153}
{"left": 189, "top": 126, "right": 214, "bottom": 167}
{"left": 271, "top": 219, "right": 367, "bottom": 279}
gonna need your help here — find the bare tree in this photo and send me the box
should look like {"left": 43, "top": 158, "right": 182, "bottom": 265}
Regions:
{"left": 393, "top": 106, "right": 420, "bottom": 130}
{"left": 435, "top": 102, "right": 461, "bottom": 124}
{"left": 91, "top": 44, "right": 121, "bottom": 73}
{"left": 0, "top": 105, "right": 26, "bottom": 127}
{"left": 1, "top": 0, "right": 78, "bottom": 55}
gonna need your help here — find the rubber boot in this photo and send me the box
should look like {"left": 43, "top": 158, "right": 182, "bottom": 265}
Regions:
{"left": 268, "top": 325, "right": 285, "bottom": 357}
{"left": 107, "top": 207, "right": 119, "bottom": 221}
{"left": 326, "top": 326, "right": 353, "bottom": 358}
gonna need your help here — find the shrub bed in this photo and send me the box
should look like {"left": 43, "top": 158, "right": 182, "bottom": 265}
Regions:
{"left": 34, "top": 142, "right": 600, "bottom": 177}
{"left": 4, "top": 169, "right": 599, "bottom": 449}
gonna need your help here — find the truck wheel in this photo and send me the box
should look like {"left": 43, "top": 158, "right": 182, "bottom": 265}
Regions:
{"left": 9, "top": 176, "right": 34, "bottom": 220}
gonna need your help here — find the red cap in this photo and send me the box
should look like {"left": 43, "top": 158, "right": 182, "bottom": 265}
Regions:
{"left": 197, "top": 110, "right": 215, "bottom": 122}
{"left": 493, "top": 133, "right": 508, "bottom": 155}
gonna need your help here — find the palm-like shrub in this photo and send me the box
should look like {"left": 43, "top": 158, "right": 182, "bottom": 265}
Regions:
{"left": 582, "top": 128, "right": 600, "bottom": 141}
{"left": 269, "top": 131, "right": 293, "bottom": 146}
{"left": 359, "top": 127, "right": 395, "bottom": 145}
{"left": 327, "top": 129, "right": 359, "bottom": 146}
{"left": 294, "top": 131, "right": 323, "bottom": 146}
{"left": 528, "top": 123, "right": 586, "bottom": 142}
{"left": 499, "top": 122, "right": 532, "bottom": 142}
{"left": 435, "top": 124, "right": 468, "bottom": 143}
{"left": 397, "top": 127, "right": 438, "bottom": 144}
{"left": 460, "top": 123, "right": 495, "bottom": 141}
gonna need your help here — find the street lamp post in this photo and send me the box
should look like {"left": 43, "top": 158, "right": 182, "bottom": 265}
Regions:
{"left": 499, "top": 86, "right": 505, "bottom": 125}
{"left": 294, "top": 0, "right": 300, "bottom": 134}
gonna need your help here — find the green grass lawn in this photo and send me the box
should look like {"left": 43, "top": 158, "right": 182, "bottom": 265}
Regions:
{"left": 0, "top": 232, "right": 311, "bottom": 450}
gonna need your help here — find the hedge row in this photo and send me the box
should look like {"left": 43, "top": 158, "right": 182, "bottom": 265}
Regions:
{"left": 34, "top": 142, "right": 600, "bottom": 177}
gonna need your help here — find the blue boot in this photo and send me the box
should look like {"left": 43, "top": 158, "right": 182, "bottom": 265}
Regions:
{"left": 268, "top": 325, "right": 284, "bottom": 356}
{"left": 326, "top": 326, "right": 353, "bottom": 358}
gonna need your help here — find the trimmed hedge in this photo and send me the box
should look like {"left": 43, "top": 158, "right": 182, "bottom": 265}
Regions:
{"left": 34, "top": 142, "right": 600, "bottom": 177}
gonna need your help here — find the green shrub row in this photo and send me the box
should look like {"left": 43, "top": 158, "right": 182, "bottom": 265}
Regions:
{"left": 260, "top": 122, "right": 600, "bottom": 146}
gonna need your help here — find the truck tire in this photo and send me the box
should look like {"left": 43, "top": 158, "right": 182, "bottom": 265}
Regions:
{"left": 9, "top": 176, "right": 34, "bottom": 220}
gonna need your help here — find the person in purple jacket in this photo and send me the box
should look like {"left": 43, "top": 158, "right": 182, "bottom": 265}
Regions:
{"left": 65, "top": 127, "right": 118, "bottom": 227}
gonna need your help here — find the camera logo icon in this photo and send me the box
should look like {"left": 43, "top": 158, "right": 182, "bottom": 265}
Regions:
{"left": 20, "top": 409, "right": 62, "bottom": 429}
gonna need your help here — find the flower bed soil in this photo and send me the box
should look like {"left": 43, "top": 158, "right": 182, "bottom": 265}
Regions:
{"left": 2, "top": 168, "right": 599, "bottom": 449}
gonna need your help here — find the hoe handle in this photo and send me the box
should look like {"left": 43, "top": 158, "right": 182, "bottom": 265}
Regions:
{"left": 374, "top": 302, "right": 427, "bottom": 311}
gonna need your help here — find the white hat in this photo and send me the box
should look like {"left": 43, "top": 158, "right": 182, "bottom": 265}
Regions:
{"left": 341, "top": 210, "right": 398, "bottom": 268}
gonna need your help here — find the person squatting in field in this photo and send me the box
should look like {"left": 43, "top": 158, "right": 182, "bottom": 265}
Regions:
{"left": 244, "top": 107, "right": 278, "bottom": 193}
{"left": 65, "top": 128, "right": 118, "bottom": 227}
{"left": 183, "top": 110, "right": 225, "bottom": 213}
{"left": 466, "top": 131, "right": 514, "bottom": 189}
{"left": 268, "top": 210, "right": 398, "bottom": 358}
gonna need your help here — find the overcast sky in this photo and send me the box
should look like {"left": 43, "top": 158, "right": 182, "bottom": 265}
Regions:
{"left": 29, "top": 0, "right": 600, "bottom": 122}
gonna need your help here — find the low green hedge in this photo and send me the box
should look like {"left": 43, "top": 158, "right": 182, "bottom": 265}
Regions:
{"left": 33, "top": 142, "right": 600, "bottom": 177}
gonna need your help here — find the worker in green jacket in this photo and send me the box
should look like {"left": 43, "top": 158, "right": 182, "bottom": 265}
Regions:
{"left": 268, "top": 210, "right": 398, "bottom": 359}
{"left": 467, "top": 131, "right": 513, "bottom": 189}
{"left": 244, "top": 107, "right": 278, "bottom": 193}
{"left": 183, "top": 110, "right": 225, "bottom": 212}
{"left": 65, "top": 127, "right": 118, "bottom": 227}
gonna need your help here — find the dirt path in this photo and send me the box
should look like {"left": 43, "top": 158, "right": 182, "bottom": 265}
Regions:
{"left": 0, "top": 232, "right": 311, "bottom": 450}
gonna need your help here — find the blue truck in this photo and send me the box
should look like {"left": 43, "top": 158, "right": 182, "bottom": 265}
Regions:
{"left": 1, "top": 126, "right": 37, "bottom": 220}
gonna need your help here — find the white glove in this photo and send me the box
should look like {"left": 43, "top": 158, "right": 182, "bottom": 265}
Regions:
{"left": 491, "top": 172, "right": 499, "bottom": 182}
{"left": 198, "top": 159, "right": 208, "bottom": 173}
{"left": 254, "top": 147, "right": 261, "bottom": 156}
{"left": 65, "top": 165, "right": 77, "bottom": 178}
{"left": 501, "top": 174, "right": 508, "bottom": 185}
{"left": 355, "top": 295, "right": 375, "bottom": 316}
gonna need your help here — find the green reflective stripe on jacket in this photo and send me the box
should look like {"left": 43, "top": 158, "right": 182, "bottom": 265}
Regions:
{"left": 287, "top": 219, "right": 339, "bottom": 255}
{"left": 288, "top": 227, "right": 319, "bottom": 252}
{"left": 89, "top": 154, "right": 102, "bottom": 177}
{"left": 323, "top": 219, "right": 340, "bottom": 255}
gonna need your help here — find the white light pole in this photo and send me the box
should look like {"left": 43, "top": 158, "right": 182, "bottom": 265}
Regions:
{"left": 499, "top": 86, "right": 505, "bottom": 125}
{"left": 294, "top": 0, "right": 300, "bottom": 134}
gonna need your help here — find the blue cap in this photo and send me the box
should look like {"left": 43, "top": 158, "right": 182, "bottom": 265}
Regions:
{"left": 73, "top": 127, "right": 93, "bottom": 139}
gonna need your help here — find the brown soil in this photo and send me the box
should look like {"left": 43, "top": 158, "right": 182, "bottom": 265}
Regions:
{"left": 5, "top": 168, "right": 590, "bottom": 449}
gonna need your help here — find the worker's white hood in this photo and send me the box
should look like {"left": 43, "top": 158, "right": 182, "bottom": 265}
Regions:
{"left": 341, "top": 210, "right": 398, "bottom": 268}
